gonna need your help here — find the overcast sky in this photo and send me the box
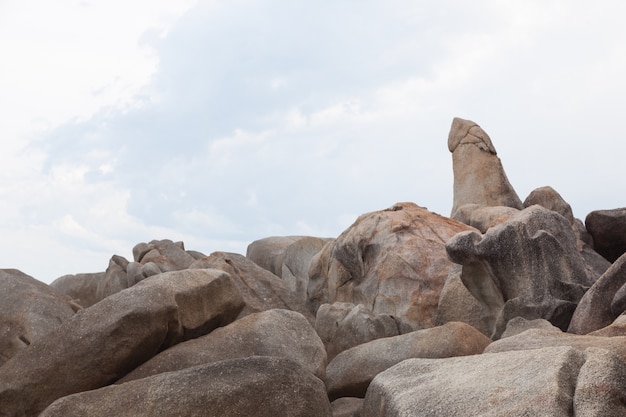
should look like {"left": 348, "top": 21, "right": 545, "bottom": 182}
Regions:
{"left": 2, "top": 0, "right": 626, "bottom": 283}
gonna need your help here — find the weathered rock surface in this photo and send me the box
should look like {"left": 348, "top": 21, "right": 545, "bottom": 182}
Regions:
{"left": 315, "top": 302, "right": 400, "bottom": 362}
{"left": 49, "top": 272, "right": 104, "bottom": 308}
{"left": 569, "top": 253, "right": 626, "bottom": 334}
{"left": 446, "top": 205, "right": 590, "bottom": 338}
{"left": 451, "top": 204, "right": 519, "bottom": 233}
{"left": 325, "top": 321, "right": 491, "bottom": 400}
{"left": 485, "top": 327, "right": 626, "bottom": 363}
{"left": 40, "top": 357, "right": 333, "bottom": 417}
{"left": 435, "top": 264, "right": 492, "bottom": 336}
{"left": 119, "top": 308, "right": 326, "bottom": 383}
{"left": 524, "top": 186, "right": 610, "bottom": 282}
{"left": 361, "top": 346, "right": 626, "bottom": 417}
{"left": 586, "top": 208, "right": 626, "bottom": 262}
{"left": 0, "top": 269, "right": 79, "bottom": 366}
{"left": 0, "top": 269, "right": 244, "bottom": 417}
{"left": 309, "top": 202, "right": 474, "bottom": 330}
{"left": 281, "top": 236, "right": 333, "bottom": 305}
{"left": 589, "top": 314, "right": 626, "bottom": 337}
{"left": 189, "top": 251, "right": 313, "bottom": 322}
{"left": 331, "top": 397, "right": 364, "bottom": 417}
{"left": 448, "top": 117, "right": 523, "bottom": 218}
{"left": 246, "top": 236, "right": 307, "bottom": 276}
{"left": 500, "top": 316, "right": 560, "bottom": 338}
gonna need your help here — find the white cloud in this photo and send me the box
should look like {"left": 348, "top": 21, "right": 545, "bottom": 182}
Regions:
{"left": 3, "top": 0, "right": 626, "bottom": 283}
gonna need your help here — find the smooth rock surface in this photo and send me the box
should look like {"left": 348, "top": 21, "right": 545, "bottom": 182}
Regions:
{"left": 40, "top": 357, "right": 333, "bottom": 417}
{"left": 325, "top": 321, "right": 491, "bottom": 400}
{"left": 585, "top": 208, "right": 626, "bottom": 262}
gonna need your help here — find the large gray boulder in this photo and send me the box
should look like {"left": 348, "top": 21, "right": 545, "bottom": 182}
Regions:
{"left": 0, "top": 269, "right": 79, "bottom": 366}
{"left": 281, "top": 236, "right": 333, "bottom": 305}
{"left": 586, "top": 208, "right": 626, "bottom": 262}
{"left": 118, "top": 309, "right": 326, "bottom": 383}
{"left": 315, "top": 302, "right": 400, "bottom": 362}
{"left": 308, "top": 202, "right": 474, "bottom": 330}
{"left": 446, "top": 205, "right": 590, "bottom": 338}
{"left": 325, "top": 321, "right": 491, "bottom": 400}
{"left": 569, "top": 253, "right": 626, "bottom": 334}
{"left": 361, "top": 346, "right": 626, "bottom": 417}
{"left": 40, "top": 357, "right": 332, "bottom": 417}
{"left": 0, "top": 269, "right": 244, "bottom": 417}
{"left": 448, "top": 117, "right": 523, "bottom": 219}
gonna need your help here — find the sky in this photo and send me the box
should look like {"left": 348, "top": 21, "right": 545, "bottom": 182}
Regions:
{"left": 2, "top": 0, "right": 626, "bottom": 283}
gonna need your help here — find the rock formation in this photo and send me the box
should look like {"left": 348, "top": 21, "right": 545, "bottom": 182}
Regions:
{"left": 3, "top": 117, "right": 626, "bottom": 416}
{"left": 448, "top": 117, "right": 523, "bottom": 219}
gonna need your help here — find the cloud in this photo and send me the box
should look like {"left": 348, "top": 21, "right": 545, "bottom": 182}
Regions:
{"left": 4, "top": 0, "right": 626, "bottom": 282}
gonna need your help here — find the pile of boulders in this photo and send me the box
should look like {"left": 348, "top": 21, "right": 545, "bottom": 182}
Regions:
{"left": 2, "top": 118, "right": 626, "bottom": 416}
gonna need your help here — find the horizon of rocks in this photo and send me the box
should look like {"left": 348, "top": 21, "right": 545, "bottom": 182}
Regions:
{"left": 2, "top": 117, "right": 626, "bottom": 416}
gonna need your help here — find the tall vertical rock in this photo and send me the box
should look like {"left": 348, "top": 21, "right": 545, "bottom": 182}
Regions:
{"left": 448, "top": 117, "right": 523, "bottom": 219}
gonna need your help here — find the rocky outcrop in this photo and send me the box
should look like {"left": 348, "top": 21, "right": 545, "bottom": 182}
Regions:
{"left": 585, "top": 208, "right": 626, "bottom": 262}
{"left": 118, "top": 309, "right": 326, "bottom": 383}
{"left": 5, "top": 117, "right": 626, "bottom": 416}
{"left": 446, "top": 205, "right": 591, "bottom": 338}
{"left": 0, "top": 269, "right": 243, "bottom": 416}
{"left": 0, "top": 269, "right": 79, "bottom": 366}
{"left": 308, "top": 202, "right": 474, "bottom": 330}
{"left": 40, "top": 357, "right": 332, "bottom": 417}
{"left": 325, "top": 322, "right": 491, "bottom": 400}
{"left": 448, "top": 117, "right": 523, "bottom": 219}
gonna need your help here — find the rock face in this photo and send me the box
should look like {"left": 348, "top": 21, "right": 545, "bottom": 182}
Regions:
{"left": 448, "top": 117, "right": 523, "bottom": 219}
{"left": 49, "top": 272, "right": 104, "bottom": 308}
{"left": 119, "top": 309, "right": 326, "bottom": 383}
{"left": 586, "top": 208, "right": 626, "bottom": 262}
{"left": 0, "top": 269, "right": 244, "bottom": 417}
{"left": 246, "top": 236, "right": 307, "bottom": 276}
{"left": 308, "top": 202, "right": 474, "bottom": 330}
{"left": 446, "top": 205, "right": 590, "bottom": 338}
{"left": 0, "top": 269, "right": 79, "bottom": 366}
{"left": 361, "top": 346, "right": 626, "bottom": 417}
{"left": 40, "top": 357, "right": 333, "bottom": 417}
{"left": 325, "top": 322, "right": 491, "bottom": 400}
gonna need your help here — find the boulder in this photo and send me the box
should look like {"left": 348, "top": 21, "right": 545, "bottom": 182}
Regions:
{"left": 446, "top": 205, "right": 590, "bottom": 338}
{"left": 0, "top": 269, "right": 244, "bottom": 417}
{"left": 524, "top": 186, "right": 610, "bottom": 282}
{"left": 246, "top": 236, "right": 307, "bottom": 276}
{"left": 485, "top": 327, "right": 626, "bottom": 363}
{"left": 118, "top": 309, "right": 326, "bottom": 383}
{"left": 568, "top": 253, "right": 626, "bottom": 334}
{"left": 435, "top": 264, "right": 492, "bottom": 336}
{"left": 189, "top": 251, "right": 313, "bottom": 322}
{"left": 308, "top": 202, "right": 474, "bottom": 330}
{"left": 325, "top": 321, "right": 490, "bottom": 400}
{"left": 0, "top": 269, "right": 79, "bottom": 366}
{"left": 315, "top": 302, "right": 400, "bottom": 362}
{"left": 331, "top": 398, "right": 363, "bottom": 417}
{"left": 451, "top": 204, "right": 519, "bottom": 233}
{"left": 586, "top": 208, "right": 626, "bottom": 262}
{"left": 361, "top": 346, "right": 626, "bottom": 417}
{"left": 40, "top": 357, "right": 332, "bottom": 417}
{"left": 49, "top": 272, "right": 104, "bottom": 308}
{"left": 448, "top": 117, "right": 523, "bottom": 219}
{"left": 500, "top": 316, "right": 560, "bottom": 338}
{"left": 281, "top": 236, "right": 333, "bottom": 305}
